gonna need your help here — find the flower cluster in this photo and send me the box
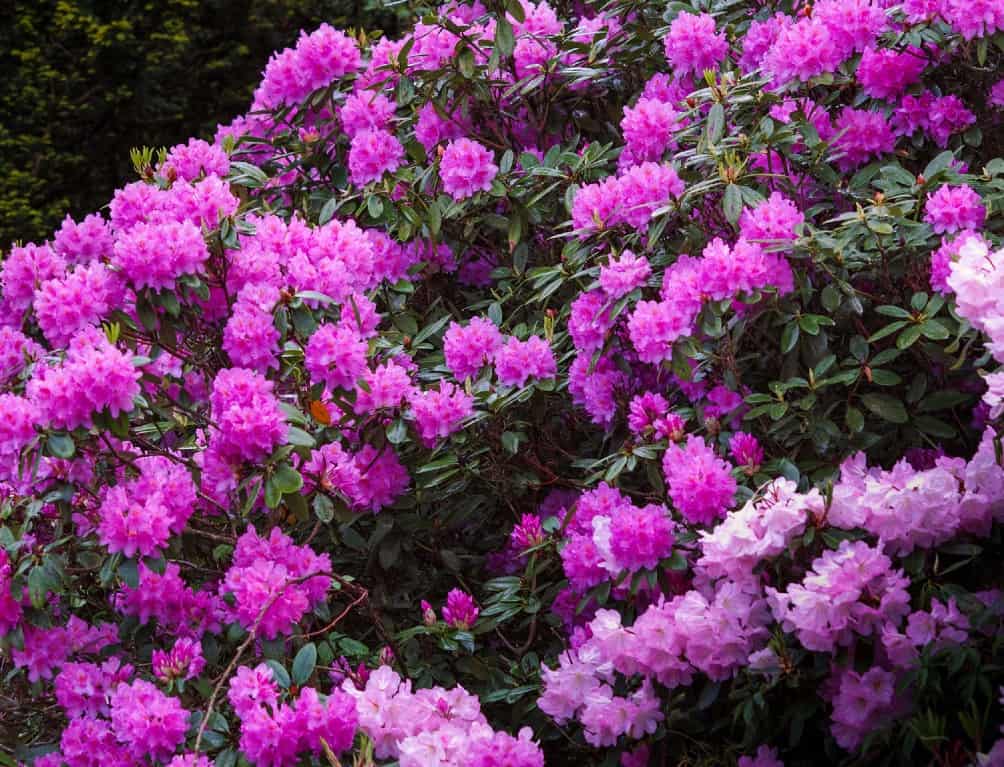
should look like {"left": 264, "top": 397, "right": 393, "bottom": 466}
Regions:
{"left": 220, "top": 527, "right": 332, "bottom": 638}
{"left": 4, "top": 0, "right": 1004, "bottom": 764}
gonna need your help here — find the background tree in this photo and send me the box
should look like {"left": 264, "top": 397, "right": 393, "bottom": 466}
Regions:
{"left": 0, "top": 0, "right": 407, "bottom": 245}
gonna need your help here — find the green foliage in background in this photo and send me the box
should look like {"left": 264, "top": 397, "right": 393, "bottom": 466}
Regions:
{"left": 0, "top": 0, "right": 408, "bottom": 245}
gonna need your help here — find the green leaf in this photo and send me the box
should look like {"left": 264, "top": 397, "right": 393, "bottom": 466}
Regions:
{"left": 920, "top": 319, "right": 949, "bottom": 340}
{"left": 292, "top": 643, "right": 317, "bottom": 685}
{"left": 860, "top": 393, "right": 908, "bottom": 424}
{"left": 264, "top": 660, "right": 290, "bottom": 688}
{"left": 264, "top": 478, "right": 282, "bottom": 509}
{"left": 313, "top": 494, "right": 335, "bottom": 523}
{"left": 47, "top": 433, "right": 75, "bottom": 459}
{"left": 821, "top": 284, "right": 841, "bottom": 312}
{"left": 915, "top": 415, "right": 956, "bottom": 439}
{"left": 780, "top": 323, "right": 799, "bottom": 354}
{"left": 923, "top": 150, "right": 956, "bottom": 180}
{"left": 869, "top": 320, "right": 908, "bottom": 342}
{"left": 271, "top": 463, "right": 303, "bottom": 494}
{"left": 386, "top": 419, "right": 408, "bottom": 445}
{"left": 896, "top": 324, "right": 923, "bottom": 349}
{"left": 118, "top": 558, "right": 139, "bottom": 589}
{"left": 723, "top": 183, "right": 743, "bottom": 226}
{"left": 286, "top": 427, "right": 316, "bottom": 447}
{"left": 665, "top": 551, "right": 688, "bottom": 571}
{"left": 845, "top": 406, "right": 865, "bottom": 433}
{"left": 707, "top": 103, "right": 725, "bottom": 144}
{"left": 494, "top": 17, "right": 515, "bottom": 56}
{"left": 501, "top": 431, "right": 521, "bottom": 455}
{"left": 876, "top": 305, "right": 912, "bottom": 319}
{"left": 318, "top": 198, "right": 338, "bottom": 226}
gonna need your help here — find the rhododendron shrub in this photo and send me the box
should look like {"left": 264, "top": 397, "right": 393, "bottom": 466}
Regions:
{"left": 3, "top": 0, "right": 1004, "bottom": 765}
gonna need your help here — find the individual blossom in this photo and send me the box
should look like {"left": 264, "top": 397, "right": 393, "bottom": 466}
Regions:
{"left": 495, "top": 336, "right": 556, "bottom": 387}
{"left": 208, "top": 368, "right": 288, "bottom": 464}
{"left": 729, "top": 432, "right": 764, "bottom": 474}
{"left": 662, "top": 436, "right": 736, "bottom": 525}
{"left": 627, "top": 392, "right": 670, "bottom": 438}
{"left": 221, "top": 527, "right": 332, "bottom": 639}
{"left": 339, "top": 91, "right": 396, "bottom": 138}
{"left": 738, "top": 192, "right": 804, "bottom": 250}
{"left": 34, "top": 263, "right": 123, "bottom": 347}
{"left": 857, "top": 47, "right": 925, "bottom": 101}
{"left": 354, "top": 360, "right": 415, "bottom": 413}
{"left": 739, "top": 745, "right": 784, "bottom": 767}
{"left": 28, "top": 329, "right": 141, "bottom": 431}
{"left": 763, "top": 19, "right": 845, "bottom": 87}
{"left": 929, "top": 232, "right": 986, "bottom": 294}
{"left": 617, "top": 162, "right": 684, "bottom": 228}
{"left": 604, "top": 503, "right": 675, "bottom": 572}
{"left": 228, "top": 663, "right": 280, "bottom": 717}
{"left": 0, "top": 326, "right": 43, "bottom": 383}
{"left": 827, "top": 666, "right": 899, "bottom": 750}
{"left": 697, "top": 478, "right": 820, "bottom": 580}
{"left": 109, "top": 679, "right": 189, "bottom": 761}
{"left": 408, "top": 381, "right": 474, "bottom": 445}
{"left": 349, "top": 128, "right": 405, "bottom": 185}
{"left": 704, "top": 385, "right": 747, "bottom": 427}
{"left": 152, "top": 638, "right": 205, "bottom": 683}
{"left": 739, "top": 13, "right": 792, "bottom": 73}
{"left": 567, "top": 353, "right": 626, "bottom": 428}
{"left": 628, "top": 298, "right": 696, "bottom": 363}
{"left": 223, "top": 283, "right": 281, "bottom": 372}
{"left": 114, "top": 562, "right": 224, "bottom": 637}
{"left": 663, "top": 12, "right": 727, "bottom": 76}
{"left": 0, "top": 394, "right": 38, "bottom": 481}
{"left": 941, "top": 0, "right": 1004, "bottom": 40}
{"left": 443, "top": 317, "right": 503, "bottom": 379}
{"left": 112, "top": 219, "right": 209, "bottom": 291}
{"left": 926, "top": 95, "right": 976, "bottom": 147}
{"left": 813, "top": 0, "right": 887, "bottom": 54}
{"left": 568, "top": 291, "right": 615, "bottom": 352}
{"left": 924, "top": 185, "right": 986, "bottom": 234}
{"left": 255, "top": 23, "right": 360, "bottom": 108}
{"left": 349, "top": 444, "right": 410, "bottom": 512}
{"left": 96, "top": 456, "right": 197, "bottom": 558}
{"left": 766, "top": 540, "right": 910, "bottom": 653}
{"left": 54, "top": 658, "right": 133, "bottom": 718}
{"left": 1, "top": 243, "right": 66, "bottom": 315}
{"left": 465, "top": 727, "right": 545, "bottom": 767}
{"left": 621, "top": 98, "right": 683, "bottom": 162}
{"left": 52, "top": 212, "right": 114, "bottom": 263}
{"left": 572, "top": 177, "right": 623, "bottom": 231}
{"left": 160, "top": 138, "right": 230, "bottom": 181}
{"left": 947, "top": 238, "right": 1004, "bottom": 359}
{"left": 58, "top": 716, "right": 134, "bottom": 767}
{"left": 828, "top": 107, "right": 895, "bottom": 171}
{"left": 599, "top": 251, "right": 651, "bottom": 299}
{"left": 414, "top": 102, "right": 470, "bottom": 153}
{"left": 440, "top": 138, "right": 498, "bottom": 199}
{"left": 305, "top": 323, "right": 369, "bottom": 390}
{"left": 991, "top": 79, "right": 1004, "bottom": 109}
{"left": 442, "top": 588, "right": 480, "bottom": 629}
{"left": 511, "top": 514, "right": 546, "bottom": 553}
{"left": 167, "top": 755, "right": 213, "bottom": 767}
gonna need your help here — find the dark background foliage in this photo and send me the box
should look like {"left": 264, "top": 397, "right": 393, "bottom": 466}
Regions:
{"left": 0, "top": 0, "right": 407, "bottom": 246}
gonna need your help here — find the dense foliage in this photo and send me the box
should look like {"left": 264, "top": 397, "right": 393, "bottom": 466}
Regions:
{"left": 0, "top": 0, "right": 405, "bottom": 245}
{"left": 2, "top": 1, "right": 1004, "bottom": 766}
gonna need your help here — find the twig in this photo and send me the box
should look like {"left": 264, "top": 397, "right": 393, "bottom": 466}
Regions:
{"left": 296, "top": 589, "right": 368, "bottom": 640}
{"left": 193, "top": 573, "right": 315, "bottom": 751}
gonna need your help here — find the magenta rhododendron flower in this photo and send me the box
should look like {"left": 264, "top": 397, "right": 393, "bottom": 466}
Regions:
{"left": 4, "top": 0, "right": 1004, "bottom": 762}
{"left": 440, "top": 138, "right": 498, "bottom": 199}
